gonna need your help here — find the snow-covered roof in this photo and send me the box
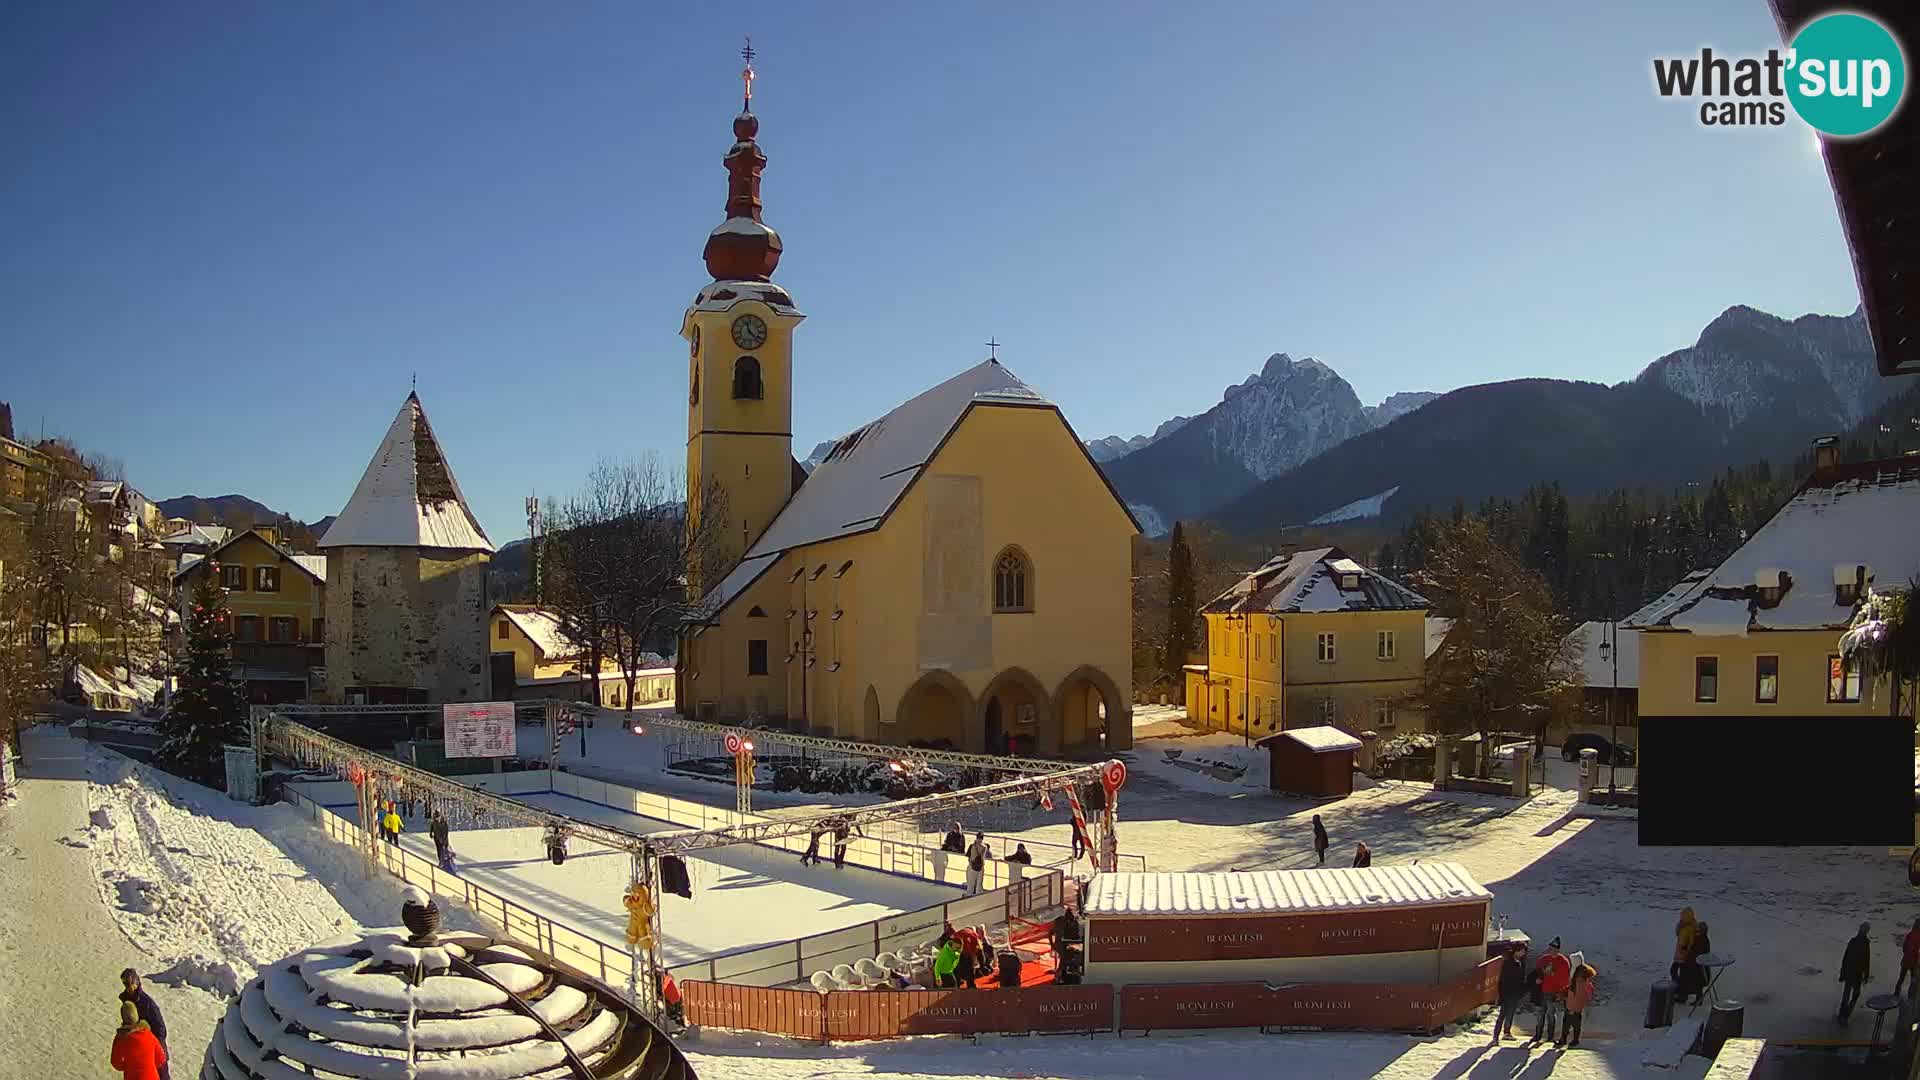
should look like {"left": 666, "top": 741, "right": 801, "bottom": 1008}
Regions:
{"left": 1083, "top": 862, "right": 1490, "bottom": 917}
{"left": 1565, "top": 621, "right": 1639, "bottom": 689}
{"left": 697, "top": 552, "right": 780, "bottom": 621}
{"left": 1627, "top": 458, "right": 1920, "bottom": 635}
{"left": 690, "top": 278, "right": 801, "bottom": 316}
{"left": 1261, "top": 725, "right": 1363, "bottom": 753}
{"left": 496, "top": 605, "right": 579, "bottom": 660}
{"left": 1203, "top": 547, "right": 1429, "bottom": 615}
{"left": 158, "top": 523, "right": 231, "bottom": 547}
{"left": 319, "top": 393, "right": 494, "bottom": 553}
{"left": 172, "top": 528, "right": 327, "bottom": 584}
{"left": 1620, "top": 569, "right": 1713, "bottom": 629}
{"left": 1424, "top": 617, "right": 1454, "bottom": 659}
{"left": 741, "top": 360, "right": 1051, "bottom": 559}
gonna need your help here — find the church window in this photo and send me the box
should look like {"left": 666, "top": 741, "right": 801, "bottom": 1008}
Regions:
{"left": 732, "top": 356, "right": 764, "bottom": 400}
{"left": 747, "top": 606, "right": 767, "bottom": 618}
{"left": 689, "top": 364, "right": 699, "bottom": 406}
{"left": 748, "top": 639, "right": 769, "bottom": 676}
{"left": 993, "top": 547, "right": 1033, "bottom": 613}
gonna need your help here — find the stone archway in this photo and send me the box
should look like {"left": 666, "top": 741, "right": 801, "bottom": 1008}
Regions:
{"left": 977, "top": 667, "right": 1052, "bottom": 756}
{"left": 894, "top": 670, "right": 974, "bottom": 750}
{"left": 1054, "top": 664, "right": 1132, "bottom": 753}
{"left": 862, "top": 685, "right": 882, "bottom": 741}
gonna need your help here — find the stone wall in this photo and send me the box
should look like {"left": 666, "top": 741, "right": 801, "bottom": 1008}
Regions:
{"left": 323, "top": 547, "right": 491, "bottom": 703}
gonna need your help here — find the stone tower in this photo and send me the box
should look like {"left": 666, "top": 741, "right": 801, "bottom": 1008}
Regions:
{"left": 320, "top": 393, "right": 495, "bottom": 704}
{"left": 681, "top": 49, "right": 805, "bottom": 593}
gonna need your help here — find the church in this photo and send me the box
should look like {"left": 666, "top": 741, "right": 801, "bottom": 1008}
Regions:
{"left": 675, "top": 60, "right": 1137, "bottom": 755}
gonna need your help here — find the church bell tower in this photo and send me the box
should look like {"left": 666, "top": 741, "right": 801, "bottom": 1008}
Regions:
{"left": 683, "top": 42, "right": 804, "bottom": 589}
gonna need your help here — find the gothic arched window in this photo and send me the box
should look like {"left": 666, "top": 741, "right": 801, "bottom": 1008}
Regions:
{"left": 732, "top": 356, "right": 763, "bottom": 400}
{"left": 993, "top": 546, "right": 1033, "bottom": 613}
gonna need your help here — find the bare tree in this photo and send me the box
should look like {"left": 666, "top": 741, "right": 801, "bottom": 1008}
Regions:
{"left": 1405, "top": 517, "right": 1584, "bottom": 777}
{"left": 545, "top": 457, "right": 729, "bottom": 710}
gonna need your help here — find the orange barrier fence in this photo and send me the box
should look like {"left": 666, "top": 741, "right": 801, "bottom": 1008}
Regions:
{"left": 680, "top": 956, "right": 1502, "bottom": 1041}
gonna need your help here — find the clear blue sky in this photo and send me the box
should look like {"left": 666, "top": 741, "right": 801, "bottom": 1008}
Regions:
{"left": 0, "top": 2, "right": 1863, "bottom": 542}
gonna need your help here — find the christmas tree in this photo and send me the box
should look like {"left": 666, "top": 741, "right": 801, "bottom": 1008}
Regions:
{"left": 159, "top": 567, "right": 246, "bottom": 786}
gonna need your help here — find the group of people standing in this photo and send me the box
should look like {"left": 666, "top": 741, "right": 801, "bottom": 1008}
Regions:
{"left": 1494, "top": 936, "right": 1598, "bottom": 1049}
{"left": 375, "top": 799, "right": 457, "bottom": 872}
{"left": 111, "top": 969, "right": 169, "bottom": 1080}
{"left": 1834, "top": 915, "right": 1920, "bottom": 1024}
{"left": 799, "top": 819, "right": 857, "bottom": 869}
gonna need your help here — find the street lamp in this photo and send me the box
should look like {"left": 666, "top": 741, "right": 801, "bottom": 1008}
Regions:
{"left": 1597, "top": 621, "right": 1620, "bottom": 795}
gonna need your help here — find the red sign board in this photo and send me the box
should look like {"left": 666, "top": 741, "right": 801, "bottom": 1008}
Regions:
{"left": 1119, "top": 958, "right": 1503, "bottom": 1033}
{"left": 1089, "top": 901, "right": 1488, "bottom": 963}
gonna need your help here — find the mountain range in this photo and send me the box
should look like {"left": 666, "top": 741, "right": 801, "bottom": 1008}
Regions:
{"left": 1151, "top": 304, "right": 1908, "bottom": 539}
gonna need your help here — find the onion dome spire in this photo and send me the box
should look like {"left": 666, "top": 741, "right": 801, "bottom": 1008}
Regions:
{"left": 703, "top": 37, "right": 783, "bottom": 282}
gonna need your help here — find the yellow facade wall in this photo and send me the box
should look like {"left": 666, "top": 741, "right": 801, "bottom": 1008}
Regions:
{"left": 1637, "top": 628, "right": 1900, "bottom": 717}
{"left": 1194, "top": 608, "right": 1427, "bottom": 737}
{"left": 682, "top": 401, "right": 1135, "bottom": 754}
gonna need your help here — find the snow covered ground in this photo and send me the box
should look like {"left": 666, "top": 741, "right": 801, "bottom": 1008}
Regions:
{"left": 6, "top": 713, "right": 1901, "bottom": 1079}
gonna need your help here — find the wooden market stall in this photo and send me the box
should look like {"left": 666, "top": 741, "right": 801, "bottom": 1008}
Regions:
{"left": 1259, "top": 726, "right": 1362, "bottom": 797}
{"left": 1081, "top": 862, "right": 1492, "bottom": 987}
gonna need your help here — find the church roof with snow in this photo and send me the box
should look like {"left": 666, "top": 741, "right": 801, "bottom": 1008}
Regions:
{"left": 319, "top": 393, "right": 494, "bottom": 553}
{"left": 1625, "top": 456, "right": 1920, "bottom": 635}
{"left": 696, "top": 358, "right": 1136, "bottom": 616}
{"left": 1202, "top": 547, "right": 1429, "bottom": 616}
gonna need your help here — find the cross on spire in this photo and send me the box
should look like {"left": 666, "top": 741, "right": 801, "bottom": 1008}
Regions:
{"left": 985, "top": 337, "right": 1001, "bottom": 361}
{"left": 741, "top": 36, "right": 756, "bottom": 108}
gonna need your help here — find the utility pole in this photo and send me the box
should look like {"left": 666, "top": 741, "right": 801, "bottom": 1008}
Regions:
{"left": 524, "top": 496, "right": 542, "bottom": 603}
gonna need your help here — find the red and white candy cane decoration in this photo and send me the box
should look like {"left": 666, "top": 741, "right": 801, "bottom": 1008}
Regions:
{"left": 1064, "top": 786, "right": 1095, "bottom": 860}
{"left": 724, "top": 732, "right": 743, "bottom": 756}
{"left": 1100, "top": 760, "right": 1127, "bottom": 798}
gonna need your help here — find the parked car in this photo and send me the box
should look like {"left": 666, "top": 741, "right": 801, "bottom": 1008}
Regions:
{"left": 1561, "top": 733, "right": 1635, "bottom": 766}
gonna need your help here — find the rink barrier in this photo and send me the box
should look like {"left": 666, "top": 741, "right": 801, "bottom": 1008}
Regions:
{"left": 677, "top": 957, "right": 1502, "bottom": 1040}
{"left": 280, "top": 785, "right": 1065, "bottom": 998}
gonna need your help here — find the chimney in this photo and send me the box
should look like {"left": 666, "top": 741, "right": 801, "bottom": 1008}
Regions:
{"left": 1812, "top": 435, "right": 1840, "bottom": 471}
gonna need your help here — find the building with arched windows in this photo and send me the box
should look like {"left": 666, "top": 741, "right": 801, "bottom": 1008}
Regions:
{"left": 673, "top": 77, "right": 1137, "bottom": 755}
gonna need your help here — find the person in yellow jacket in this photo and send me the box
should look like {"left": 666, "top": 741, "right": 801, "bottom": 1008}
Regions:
{"left": 381, "top": 805, "right": 403, "bottom": 846}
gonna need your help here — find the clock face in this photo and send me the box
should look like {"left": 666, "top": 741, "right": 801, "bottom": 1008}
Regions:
{"left": 731, "top": 314, "right": 769, "bottom": 350}
{"left": 690, "top": 325, "right": 701, "bottom": 357}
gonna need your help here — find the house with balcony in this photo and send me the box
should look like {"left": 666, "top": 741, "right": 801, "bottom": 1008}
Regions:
{"left": 175, "top": 526, "right": 327, "bottom": 703}
{"left": 488, "top": 603, "right": 674, "bottom": 708}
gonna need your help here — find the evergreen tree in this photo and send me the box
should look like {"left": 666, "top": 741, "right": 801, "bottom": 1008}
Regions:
{"left": 159, "top": 570, "right": 246, "bottom": 786}
{"left": 1163, "top": 522, "right": 1196, "bottom": 700}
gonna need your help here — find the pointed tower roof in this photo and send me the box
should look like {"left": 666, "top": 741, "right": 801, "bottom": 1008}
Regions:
{"left": 319, "top": 393, "right": 494, "bottom": 553}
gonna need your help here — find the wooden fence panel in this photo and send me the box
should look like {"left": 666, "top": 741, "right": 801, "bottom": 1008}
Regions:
{"left": 683, "top": 981, "right": 824, "bottom": 1040}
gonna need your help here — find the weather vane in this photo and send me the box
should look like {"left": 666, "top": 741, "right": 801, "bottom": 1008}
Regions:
{"left": 741, "top": 37, "right": 756, "bottom": 108}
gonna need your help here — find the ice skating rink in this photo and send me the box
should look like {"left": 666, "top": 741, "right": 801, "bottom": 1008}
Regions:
{"left": 364, "top": 791, "right": 956, "bottom": 967}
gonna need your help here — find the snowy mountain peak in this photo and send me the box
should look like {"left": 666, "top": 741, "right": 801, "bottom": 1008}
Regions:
{"left": 1638, "top": 305, "right": 1887, "bottom": 430}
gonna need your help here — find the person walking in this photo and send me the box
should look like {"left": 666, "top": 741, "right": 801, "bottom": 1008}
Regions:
{"left": 1672, "top": 907, "right": 1697, "bottom": 985}
{"left": 1006, "top": 843, "right": 1033, "bottom": 882}
{"left": 1494, "top": 941, "right": 1529, "bottom": 1041}
{"left": 118, "top": 970, "right": 169, "bottom": 1080}
{"left": 832, "top": 821, "right": 854, "bottom": 870}
{"left": 800, "top": 827, "right": 823, "bottom": 867}
{"left": 1895, "top": 916, "right": 1920, "bottom": 997}
{"left": 1559, "top": 964, "right": 1596, "bottom": 1048}
{"left": 1532, "top": 937, "right": 1572, "bottom": 1044}
{"left": 1839, "top": 921, "right": 1872, "bottom": 1022}
{"left": 430, "top": 811, "right": 453, "bottom": 872}
{"left": 110, "top": 1000, "right": 167, "bottom": 1080}
{"left": 964, "top": 832, "right": 992, "bottom": 896}
{"left": 1312, "top": 815, "right": 1329, "bottom": 865}
{"left": 1352, "top": 841, "right": 1372, "bottom": 868}
{"left": 381, "top": 803, "right": 403, "bottom": 847}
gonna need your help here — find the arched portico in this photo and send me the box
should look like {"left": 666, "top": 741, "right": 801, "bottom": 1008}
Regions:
{"left": 894, "top": 670, "right": 973, "bottom": 749}
{"left": 1054, "top": 664, "right": 1132, "bottom": 753}
{"left": 977, "top": 667, "right": 1052, "bottom": 756}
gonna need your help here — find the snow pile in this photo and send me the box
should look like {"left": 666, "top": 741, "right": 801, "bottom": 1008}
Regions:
{"left": 82, "top": 747, "right": 482, "bottom": 1001}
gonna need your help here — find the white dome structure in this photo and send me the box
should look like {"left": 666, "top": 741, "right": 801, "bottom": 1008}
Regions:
{"left": 200, "top": 893, "right": 690, "bottom": 1080}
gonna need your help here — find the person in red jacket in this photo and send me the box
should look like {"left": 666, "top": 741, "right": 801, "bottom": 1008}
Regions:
{"left": 111, "top": 1000, "right": 167, "bottom": 1080}
{"left": 1532, "top": 937, "right": 1573, "bottom": 1045}
{"left": 657, "top": 971, "right": 685, "bottom": 1030}
{"left": 1896, "top": 916, "right": 1920, "bottom": 997}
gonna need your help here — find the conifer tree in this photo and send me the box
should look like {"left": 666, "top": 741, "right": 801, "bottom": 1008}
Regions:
{"left": 159, "top": 569, "right": 246, "bottom": 786}
{"left": 1162, "top": 522, "right": 1196, "bottom": 700}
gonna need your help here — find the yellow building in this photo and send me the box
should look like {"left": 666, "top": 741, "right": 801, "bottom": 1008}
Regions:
{"left": 1185, "top": 548, "right": 1431, "bottom": 739}
{"left": 175, "top": 526, "right": 327, "bottom": 702}
{"left": 675, "top": 82, "right": 1138, "bottom": 755}
{"left": 490, "top": 603, "right": 674, "bottom": 708}
{"left": 1626, "top": 451, "right": 1920, "bottom": 722}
